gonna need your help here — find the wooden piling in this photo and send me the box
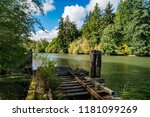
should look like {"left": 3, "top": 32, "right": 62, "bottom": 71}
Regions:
{"left": 90, "top": 50, "right": 96, "bottom": 78}
{"left": 24, "top": 49, "right": 33, "bottom": 75}
{"left": 90, "top": 50, "right": 102, "bottom": 78}
{"left": 96, "top": 51, "right": 102, "bottom": 78}
{"left": 28, "top": 49, "right": 33, "bottom": 75}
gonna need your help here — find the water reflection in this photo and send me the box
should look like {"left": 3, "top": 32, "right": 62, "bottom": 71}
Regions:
{"left": 102, "top": 62, "right": 150, "bottom": 98}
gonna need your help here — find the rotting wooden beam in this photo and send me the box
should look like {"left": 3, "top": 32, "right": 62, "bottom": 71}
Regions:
{"left": 96, "top": 51, "right": 102, "bottom": 77}
{"left": 85, "top": 76, "right": 114, "bottom": 96}
{"left": 90, "top": 50, "right": 97, "bottom": 78}
{"left": 48, "top": 88, "right": 53, "bottom": 100}
{"left": 69, "top": 71, "right": 104, "bottom": 100}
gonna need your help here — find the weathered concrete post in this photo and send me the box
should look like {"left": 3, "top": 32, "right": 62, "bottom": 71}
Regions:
{"left": 90, "top": 50, "right": 96, "bottom": 78}
{"left": 96, "top": 51, "right": 102, "bottom": 78}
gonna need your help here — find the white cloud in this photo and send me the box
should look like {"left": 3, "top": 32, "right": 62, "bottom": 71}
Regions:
{"left": 86, "top": 0, "right": 120, "bottom": 12}
{"left": 31, "top": 28, "right": 58, "bottom": 41}
{"left": 62, "top": 5, "right": 86, "bottom": 28}
{"left": 61, "top": 1, "right": 120, "bottom": 29}
{"left": 42, "top": 0, "right": 55, "bottom": 14}
{"left": 27, "top": 0, "right": 55, "bottom": 15}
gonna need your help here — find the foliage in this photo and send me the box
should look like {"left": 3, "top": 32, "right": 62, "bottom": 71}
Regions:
{"left": 68, "top": 37, "right": 91, "bottom": 54}
{"left": 82, "top": 3, "right": 103, "bottom": 47}
{"left": 45, "top": 38, "right": 60, "bottom": 53}
{"left": 26, "top": 79, "right": 37, "bottom": 100}
{"left": 125, "top": 0, "right": 150, "bottom": 56}
{"left": 103, "top": 2, "right": 114, "bottom": 27}
{"left": 24, "top": 39, "right": 49, "bottom": 53}
{"left": 118, "top": 43, "right": 131, "bottom": 55}
{"left": 0, "top": 76, "right": 30, "bottom": 100}
{"left": 29, "top": 55, "right": 61, "bottom": 99}
{"left": 100, "top": 25, "right": 118, "bottom": 55}
{"left": 35, "top": 39, "right": 49, "bottom": 53}
{"left": 25, "top": 1, "right": 150, "bottom": 56}
{"left": 121, "top": 80, "right": 150, "bottom": 100}
{"left": 57, "top": 16, "right": 79, "bottom": 53}
{"left": 0, "top": 0, "right": 43, "bottom": 72}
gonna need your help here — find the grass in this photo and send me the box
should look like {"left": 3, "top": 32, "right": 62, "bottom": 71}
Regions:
{"left": 0, "top": 75, "right": 30, "bottom": 100}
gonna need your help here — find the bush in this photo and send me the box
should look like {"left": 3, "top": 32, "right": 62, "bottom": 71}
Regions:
{"left": 0, "top": 76, "right": 30, "bottom": 100}
{"left": 68, "top": 37, "right": 91, "bottom": 54}
{"left": 26, "top": 55, "right": 61, "bottom": 100}
{"left": 118, "top": 43, "right": 131, "bottom": 55}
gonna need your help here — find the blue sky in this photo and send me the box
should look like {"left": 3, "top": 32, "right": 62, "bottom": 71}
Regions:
{"left": 36, "top": 0, "right": 89, "bottom": 30}
{"left": 31, "top": 0, "right": 121, "bottom": 41}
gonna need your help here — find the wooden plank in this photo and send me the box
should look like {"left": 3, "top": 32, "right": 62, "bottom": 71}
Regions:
{"left": 69, "top": 71, "right": 104, "bottom": 100}
{"left": 59, "top": 85, "right": 94, "bottom": 90}
{"left": 59, "top": 76, "right": 72, "bottom": 78}
{"left": 48, "top": 89, "right": 53, "bottom": 100}
{"left": 59, "top": 77, "right": 73, "bottom": 80}
{"left": 61, "top": 80, "right": 90, "bottom": 84}
{"left": 60, "top": 83, "right": 80, "bottom": 87}
{"left": 61, "top": 80, "right": 76, "bottom": 82}
{"left": 61, "top": 82, "right": 91, "bottom": 86}
{"left": 63, "top": 88, "right": 86, "bottom": 93}
{"left": 85, "top": 76, "right": 114, "bottom": 96}
{"left": 62, "top": 81, "right": 79, "bottom": 84}
{"left": 65, "top": 91, "right": 89, "bottom": 97}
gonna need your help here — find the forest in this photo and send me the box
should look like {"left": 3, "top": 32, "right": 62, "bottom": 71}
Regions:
{"left": 27, "top": 0, "right": 150, "bottom": 57}
{"left": 0, "top": 0, "right": 150, "bottom": 100}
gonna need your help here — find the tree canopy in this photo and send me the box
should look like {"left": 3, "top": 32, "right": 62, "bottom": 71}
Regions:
{"left": 0, "top": 0, "right": 43, "bottom": 71}
{"left": 40, "top": 0, "right": 149, "bottom": 56}
{"left": 57, "top": 16, "right": 79, "bottom": 53}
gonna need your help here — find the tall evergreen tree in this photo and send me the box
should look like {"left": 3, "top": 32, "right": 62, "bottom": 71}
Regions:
{"left": 114, "top": 0, "right": 134, "bottom": 44}
{"left": 57, "top": 16, "right": 79, "bottom": 53}
{"left": 103, "top": 2, "right": 114, "bottom": 26}
{"left": 126, "top": 0, "right": 150, "bottom": 56}
{"left": 82, "top": 3, "right": 103, "bottom": 46}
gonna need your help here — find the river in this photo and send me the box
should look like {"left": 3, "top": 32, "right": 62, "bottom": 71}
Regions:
{"left": 33, "top": 53, "right": 150, "bottom": 99}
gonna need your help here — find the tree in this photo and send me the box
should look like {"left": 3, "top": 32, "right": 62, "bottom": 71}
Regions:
{"left": 34, "top": 39, "right": 48, "bottom": 52}
{"left": 82, "top": 3, "right": 103, "bottom": 46}
{"left": 57, "top": 16, "right": 79, "bottom": 53}
{"left": 100, "top": 25, "right": 118, "bottom": 55}
{"left": 0, "top": 0, "right": 43, "bottom": 72}
{"left": 103, "top": 2, "right": 114, "bottom": 27}
{"left": 126, "top": 0, "right": 150, "bottom": 56}
{"left": 45, "top": 38, "right": 60, "bottom": 53}
{"left": 114, "top": 0, "right": 134, "bottom": 44}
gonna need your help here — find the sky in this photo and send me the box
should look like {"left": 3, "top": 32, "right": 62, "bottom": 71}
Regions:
{"left": 31, "top": 0, "right": 121, "bottom": 41}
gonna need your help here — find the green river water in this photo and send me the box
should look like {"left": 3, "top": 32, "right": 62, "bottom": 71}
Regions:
{"left": 33, "top": 53, "right": 150, "bottom": 99}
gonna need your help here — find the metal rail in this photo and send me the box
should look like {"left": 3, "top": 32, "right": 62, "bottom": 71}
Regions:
{"left": 68, "top": 70, "right": 104, "bottom": 100}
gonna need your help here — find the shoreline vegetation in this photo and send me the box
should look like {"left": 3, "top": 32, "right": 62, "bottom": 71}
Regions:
{"left": 24, "top": 1, "right": 150, "bottom": 57}
{"left": 33, "top": 52, "right": 150, "bottom": 57}
{"left": 0, "top": 1, "right": 149, "bottom": 100}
